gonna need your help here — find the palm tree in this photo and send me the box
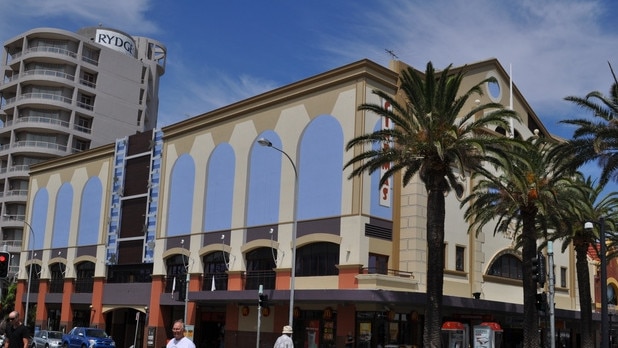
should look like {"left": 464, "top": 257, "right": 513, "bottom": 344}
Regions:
{"left": 561, "top": 62, "right": 618, "bottom": 186}
{"left": 548, "top": 175, "right": 618, "bottom": 348}
{"left": 462, "top": 136, "right": 579, "bottom": 348}
{"left": 344, "top": 61, "right": 517, "bottom": 347}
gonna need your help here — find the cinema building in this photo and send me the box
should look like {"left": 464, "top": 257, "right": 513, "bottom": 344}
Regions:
{"left": 0, "top": 26, "right": 166, "bottom": 278}
{"left": 19, "top": 58, "right": 591, "bottom": 348}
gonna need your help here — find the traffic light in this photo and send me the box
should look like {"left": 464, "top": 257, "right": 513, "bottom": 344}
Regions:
{"left": 177, "top": 278, "right": 186, "bottom": 302}
{"left": 535, "top": 292, "right": 547, "bottom": 313}
{"left": 0, "top": 252, "right": 10, "bottom": 278}
{"left": 258, "top": 293, "right": 268, "bottom": 309}
{"left": 531, "top": 252, "right": 546, "bottom": 287}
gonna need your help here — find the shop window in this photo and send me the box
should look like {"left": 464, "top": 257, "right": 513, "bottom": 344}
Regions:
{"left": 296, "top": 242, "right": 339, "bottom": 277}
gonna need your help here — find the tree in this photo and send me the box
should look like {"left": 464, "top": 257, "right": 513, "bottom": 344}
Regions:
{"left": 561, "top": 62, "right": 618, "bottom": 186}
{"left": 548, "top": 175, "right": 618, "bottom": 348}
{"left": 344, "top": 61, "right": 516, "bottom": 347}
{"left": 462, "top": 136, "right": 580, "bottom": 348}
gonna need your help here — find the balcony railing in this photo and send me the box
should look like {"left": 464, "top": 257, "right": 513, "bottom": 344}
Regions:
{"left": 244, "top": 270, "right": 276, "bottom": 290}
{"left": 19, "top": 46, "right": 77, "bottom": 59}
{"left": 202, "top": 272, "right": 228, "bottom": 291}
{"left": 362, "top": 267, "right": 414, "bottom": 278}
{"left": 5, "top": 93, "right": 72, "bottom": 106}
{"left": 49, "top": 278, "right": 64, "bottom": 293}
{"left": 14, "top": 140, "right": 67, "bottom": 152}
{"left": 22, "top": 69, "right": 74, "bottom": 82}
{"left": 74, "top": 278, "right": 94, "bottom": 293}
{"left": 8, "top": 116, "right": 71, "bottom": 129}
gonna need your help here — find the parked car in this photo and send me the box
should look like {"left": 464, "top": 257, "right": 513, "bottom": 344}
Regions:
{"left": 62, "top": 327, "right": 115, "bottom": 348}
{"left": 32, "top": 330, "right": 63, "bottom": 348}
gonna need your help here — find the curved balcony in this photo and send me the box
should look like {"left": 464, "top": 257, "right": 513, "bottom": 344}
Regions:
{"left": 7, "top": 116, "right": 71, "bottom": 133}
{"left": 16, "top": 46, "right": 78, "bottom": 61}
{"left": 6, "top": 93, "right": 73, "bottom": 109}
{"left": 11, "top": 140, "right": 68, "bottom": 156}
{"left": 20, "top": 69, "right": 75, "bottom": 86}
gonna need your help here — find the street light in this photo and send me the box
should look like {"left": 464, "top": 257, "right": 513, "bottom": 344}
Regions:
{"left": 5, "top": 215, "right": 35, "bottom": 328}
{"left": 586, "top": 217, "right": 609, "bottom": 348}
{"left": 257, "top": 137, "right": 299, "bottom": 330}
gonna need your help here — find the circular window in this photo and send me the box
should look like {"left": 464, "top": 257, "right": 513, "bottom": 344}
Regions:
{"left": 486, "top": 72, "right": 502, "bottom": 102}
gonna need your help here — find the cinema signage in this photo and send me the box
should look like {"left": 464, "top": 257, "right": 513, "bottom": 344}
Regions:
{"left": 95, "top": 29, "right": 136, "bottom": 57}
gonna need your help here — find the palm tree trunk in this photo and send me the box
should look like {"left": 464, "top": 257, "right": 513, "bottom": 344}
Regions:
{"left": 574, "top": 237, "right": 594, "bottom": 348}
{"left": 521, "top": 206, "right": 541, "bottom": 348}
{"left": 423, "top": 185, "right": 446, "bottom": 348}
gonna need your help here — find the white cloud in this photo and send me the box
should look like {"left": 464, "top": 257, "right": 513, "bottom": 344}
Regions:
{"left": 0, "top": 0, "right": 158, "bottom": 35}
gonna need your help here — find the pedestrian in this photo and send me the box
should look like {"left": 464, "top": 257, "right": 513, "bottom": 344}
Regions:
{"left": 4, "top": 311, "right": 29, "bottom": 348}
{"left": 273, "top": 325, "right": 294, "bottom": 348}
{"left": 166, "top": 319, "right": 195, "bottom": 348}
{"left": 345, "top": 331, "right": 354, "bottom": 347}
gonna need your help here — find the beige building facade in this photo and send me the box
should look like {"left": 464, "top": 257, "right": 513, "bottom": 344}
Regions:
{"left": 19, "top": 58, "right": 591, "bottom": 348}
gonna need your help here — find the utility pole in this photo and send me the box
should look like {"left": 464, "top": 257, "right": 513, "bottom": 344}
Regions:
{"left": 548, "top": 241, "right": 555, "bottom": 348}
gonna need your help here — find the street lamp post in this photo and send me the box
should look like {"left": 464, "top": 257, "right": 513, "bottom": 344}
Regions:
{"left": 586, "top": 217, "right": 609, "bottom": 348}
{"left": 5, "top": 216, "right": 35, "bottom": 328}
{"left": 257, "top": 138, "right": 299, "bottom": 330}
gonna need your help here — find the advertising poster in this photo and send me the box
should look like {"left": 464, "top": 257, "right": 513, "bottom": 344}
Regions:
{"left": 305, "top": 320, "right": 319, "bottom": 348}
{"left": 185, "top": 325, "right": 195, "bottom": 342}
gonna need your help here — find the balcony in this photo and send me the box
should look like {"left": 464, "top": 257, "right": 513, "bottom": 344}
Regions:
{"left": 13, "top": 140, "right": 67, "bottom": 153}
{"left": 22, "top": 46, "right": 77, "bottom": 60}
{"left": 7, "top": 116, "right": 70, "bottom": 130}
{"left": 356, "top": 268, "right": 419, "bottom": 291}
{"left": 244, "top": 270, "right": 276, "bottom": 290}
{"left": 5, "top": 93, "right": 72, "bottom": 107}
{"left": 201, "top": 272, "right": 228, "bottom": 291}
{"left": 22, "top": 69, "right": 74, "bottom": 83}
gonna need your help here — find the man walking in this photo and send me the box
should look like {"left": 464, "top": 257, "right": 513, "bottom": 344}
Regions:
{"left": 4, "top": 311, "right": 29, "bottom": 348}
{"left": 273, "top": 325, "right": 294, "bottom": 348}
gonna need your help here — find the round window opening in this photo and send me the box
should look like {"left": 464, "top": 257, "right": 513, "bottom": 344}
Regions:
{"left": 487, "top": 79, "right": 501, "bottom": 101}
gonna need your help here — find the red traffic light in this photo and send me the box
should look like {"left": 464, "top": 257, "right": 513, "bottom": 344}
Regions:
{"left": 0, "top": 255, "right": 6, "bottom": 262}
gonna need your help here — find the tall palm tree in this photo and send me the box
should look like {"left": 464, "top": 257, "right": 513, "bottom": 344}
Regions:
{"left": 344, "top": 61, "right": 517, "bottom": 347}
{"left": 462, "top": 136, "right": 579, "bottom": 348}
{"left": 548, "top": 175, "right": 618, "bottom": 348}
{"left": 561, "top": 62, "right": 618, "bottom": 186}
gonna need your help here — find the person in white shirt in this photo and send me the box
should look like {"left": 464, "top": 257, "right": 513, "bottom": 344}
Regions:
{"left": 273, "top": 325, "right": 294, "bottom": 348}
{"left": 166, "top": 320, "right": 195, "bottom": 348}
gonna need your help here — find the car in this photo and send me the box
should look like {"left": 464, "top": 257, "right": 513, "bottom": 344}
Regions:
{"left": 32, "top": 330, "right": 63, "bottom": 348}
{"left": 62, "top": 327, "right": 115, "bottom": 348}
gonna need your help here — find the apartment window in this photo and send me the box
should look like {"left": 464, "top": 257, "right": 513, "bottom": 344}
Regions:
{"left": 488, "top": 254, "right": 523, "bottom": 280}
{"left": 80, "top": 71, "right": 97, "bottom": 88}
{"left": 295, "top": 242, "right": 339, "bottom": 277}
{"left": 82, "top": 46, "right": 100, "bottom": 65}
{"left": 75, "top": 116, "right": 92, "bottom": 133}
{"left": 75, "top": 261, "right": 94, "bottom": 293}
{"left": 368, "top": 253, "right": 389, "bottom": 275}
{"left": 560, "top": 267, "right": 567, "bottom": 288}
{"left": 49, "top": 263, "right": 65, "bottom": 293}
{"left": 455, "top": 246, "right": 465, "bottom": 271}
{"left": 77, "top": 93, "right": 94, "bottom": 110}
{"left": 245, "top": 247, "right": 276, "bottom": 290}
{"left": 202, "top": 252, "right": 229, "bottom": 291}
{"left": 165, "top": 254, "right": 188, "bottom": 293}
{"left": 72, "top": 139, "right": 90, "bottom": 152}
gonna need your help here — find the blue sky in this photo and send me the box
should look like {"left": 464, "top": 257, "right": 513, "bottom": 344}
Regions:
{"left": 1, "top": 0, "right": 617, "bottom": 191}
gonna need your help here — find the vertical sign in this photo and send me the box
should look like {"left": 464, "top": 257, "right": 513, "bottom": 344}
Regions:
{"left": 379, "top": 99, "right": 393, "bottom": 207}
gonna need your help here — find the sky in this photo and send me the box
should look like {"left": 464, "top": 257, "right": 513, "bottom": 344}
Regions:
{"left": 1, "top": 0, "right": 617, "bottom": 191}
